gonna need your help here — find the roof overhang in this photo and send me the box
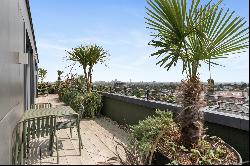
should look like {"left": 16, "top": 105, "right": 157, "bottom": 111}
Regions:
{"left": 25, "top": 0, "right": 39, "bottom": 63}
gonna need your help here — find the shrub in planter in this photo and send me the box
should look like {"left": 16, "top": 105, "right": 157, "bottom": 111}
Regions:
{"left": 37, "top": 82, "right": 48, "bottom": 95}
{"left": 64, "top": 91, "right": 79, "bottom": 106}
{"left": 47, "top": 83, "right": 56, "bottom": 94}
{"left": 128, "top": 109, "right": 180, "bottom": 164}
{"left": 60, "top": 91, "right": 102, "bottom": 118}
{"left": 57, "top": 78, "right": 102, "bottom": 118}
{"left": 125, "top": 110, "right": 241, "bottom": 165}
{"left": 57, "top": 75, "right": 85, "bottom": 103}
{"left": 69, "top": 93, "right": 85, "bottom": 112}
{"left": 80, "top": 92, "right": 102, "bottom": 118}
{"left": 58, "top": 82, "right": 69, "bottom": 101}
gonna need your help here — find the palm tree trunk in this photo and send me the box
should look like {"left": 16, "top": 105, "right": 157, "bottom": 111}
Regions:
{"left": 83, "top": 67, "right": 89, "bottom": 91}
{"left": 89, "top": 67, "right": 94, "bottom": 91}
{"left": 177, "top": 66, "right": 204, "bottom": 148}
{"left": 86, "top": 66, "right": 93, "bottom": 92}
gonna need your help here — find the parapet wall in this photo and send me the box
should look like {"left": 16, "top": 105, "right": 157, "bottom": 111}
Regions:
{"left": 101, "top": 92, "right": 249, "bottom": 161}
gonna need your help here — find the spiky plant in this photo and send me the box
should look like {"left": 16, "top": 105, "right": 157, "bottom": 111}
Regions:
{"left": 57, "top": 70, "right": 64, "bottom": 81}
{"left": 146, "top": 0, "right": 249, "bottom": 148}
{"left": 38, "top": 68, "right": 47, "bottom": 83}
{"left": 66, "top": 44, "right": 109, "bottom": 92}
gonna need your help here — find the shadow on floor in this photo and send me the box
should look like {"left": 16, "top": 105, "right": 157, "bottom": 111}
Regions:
{"left": 25, "top": 138, "right": 63, "bottom": 165}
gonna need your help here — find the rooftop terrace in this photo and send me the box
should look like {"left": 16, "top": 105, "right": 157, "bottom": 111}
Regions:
{"left": 24, "top": 94, "right": 128, "bottom": 165}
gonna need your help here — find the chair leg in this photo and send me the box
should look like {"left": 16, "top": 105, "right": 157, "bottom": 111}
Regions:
{"left": 20, "top": 143, "right": 24, "bottom": 165}
{"left": 77, "top": 125, "right": 83, "bottom": 155}
{"left": 23, "top": 138, "right": 26, "bottom": 159}
{"left": 81, "top": 136, "right": 83, "bottom": 149}
{"left": 39, "top": 146, "right": 42, "bottom": 162}
{"left": 55, "top": 136, "right": 59, "bottom": 164}
{"left": 50, "top": 134, "right": 54, "bottom": 156}
{"left": 26, "top": 136, "right": 30, "bottom": 155}
{"left": 49, "top": 134, "right": 52, "bottom": 151}
{"left": 70, "top": 127, "right": 72, "bottom": 138}
{"left": 14, "top": 141, "right": 18, "bottom": 165}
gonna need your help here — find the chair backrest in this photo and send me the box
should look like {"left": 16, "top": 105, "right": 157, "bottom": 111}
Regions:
{"left": 31, "top": 103, "right": 52, "bottom": 109}
{"left": 12, "top": 123, "right": 23, "bottom": 165}
{"left": 12, "top": 115, "right": 57, "bottom": 165}
{"left": 24, "top": 115, "right": 57, "bottom": 140}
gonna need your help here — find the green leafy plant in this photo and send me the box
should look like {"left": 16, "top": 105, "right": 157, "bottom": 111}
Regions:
{"left": 129, "top": 110, "right": 179, "bottom": 164}
{"left": 58, "top": 75, "right": 85, "bottom": 104}
{"left": 47, "top": 83, "right": 56, "bottom": 94}
{"left": 57, "top": 75, "right": 102, "bottom": 118}
{"left": 66, "top": 44, "right": 109, "bottom": 92}
{"left": 37, "top": 68, "right": 48, "bottom": 95}
{"left": 166, "top": 94, "right": 176, "bottom": 103}
{"left": 37, "top": 82, "right": 48, "bottom": 95}
{"left": 125, "top": 111, "right": 236, "bottom": 165}
{"left": 132, "top": 88, "right": 143, "bottom": 98}
{"left": 38, "top": 68, "right": 47, "bottom": 83}
{"left": 146, "top": 0, "right": 249, "bottom": 148}
{"left": 57, "top": 70, "right": 64, "bottom": 81}
{"left": 81, "top": 92, "right": 103, "bottom": 118}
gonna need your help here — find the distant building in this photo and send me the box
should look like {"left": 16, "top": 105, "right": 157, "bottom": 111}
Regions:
{"left": 113, "top": 81, "right": 125, "bottom": 87}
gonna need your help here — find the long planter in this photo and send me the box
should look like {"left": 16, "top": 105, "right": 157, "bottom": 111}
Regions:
{"left": 225, "top": 141, "right": 243, "bottom": 165}
{"left": 152, "top": 139, "right": 243, "bottom": 165}
{"left": 101, "top": 93, "right": 249, "bottom": 161}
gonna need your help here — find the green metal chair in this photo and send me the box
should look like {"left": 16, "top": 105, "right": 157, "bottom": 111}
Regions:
{"left": 12, "top": 123, "right": 23, "bottom": 165}
{"left": 54, "top": 105, "right": 84, "bottom": 155}
{"left": 55, "top": 112, "right": 83, "bottom": 155}
{"left": 22, "top": 115, "right": 59, "bottom": 164}
{"left": 30, "top": 103, "right": 83, "bottom": 155}
{"left": 30, "top": 103, "right": 52, "bottom": 109}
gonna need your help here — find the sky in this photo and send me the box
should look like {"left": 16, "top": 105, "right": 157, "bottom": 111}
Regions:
{"left": 29, "top": 0, "right": 249, "bottom": 83}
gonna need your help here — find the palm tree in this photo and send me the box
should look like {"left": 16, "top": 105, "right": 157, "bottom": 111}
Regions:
{"left": 66, "top": 44, "right": 109, "bottom": 92}
{"left": 145, "top": 0, "right": 249, "bottom": 148}
{"left": 38, "top": 68, "right": 47, "bottom": 83}
{"left": 57, "top": 70, "right": 64, "bottom": 81}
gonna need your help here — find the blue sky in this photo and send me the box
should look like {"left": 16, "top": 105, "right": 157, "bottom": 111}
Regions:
{"left": 30, "top": 0, "right": 249, "bottom": 83}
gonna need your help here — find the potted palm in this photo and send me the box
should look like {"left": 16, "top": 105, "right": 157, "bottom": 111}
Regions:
{"left": 65, "top": 44, "right": 109, "bottom": 118}
{"left": 57, "top": 70, "right": 64, "bottom": 81}
{"left": 37, "top": 68, "right": 48, "bottom": 96}
{"left": 143, "top": 0, "right": 248, "bottom": 164}
{"left": 66, "top": 44, "right": 109, "bottom": 92}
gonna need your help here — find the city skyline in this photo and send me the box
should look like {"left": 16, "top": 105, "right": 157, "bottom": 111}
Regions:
{"left": 30, "top": 0, "right": 249, "bottom": 83}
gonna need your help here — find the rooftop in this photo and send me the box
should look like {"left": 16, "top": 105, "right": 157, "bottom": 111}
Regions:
{"left": 25, "top": 95, "right": 128, "bottom": 165}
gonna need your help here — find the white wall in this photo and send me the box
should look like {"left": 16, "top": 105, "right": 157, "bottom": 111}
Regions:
{"left": 0, "top": 0, "right": 37, "bottom": 164}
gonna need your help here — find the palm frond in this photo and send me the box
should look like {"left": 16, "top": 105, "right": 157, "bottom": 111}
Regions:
{"left": 146, "top": 0, "right": 249, "bottom": 75}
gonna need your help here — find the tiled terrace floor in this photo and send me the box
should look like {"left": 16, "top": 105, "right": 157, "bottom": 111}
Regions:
{"left": 26, "top": 94, "right": 128, "bottom": 165}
